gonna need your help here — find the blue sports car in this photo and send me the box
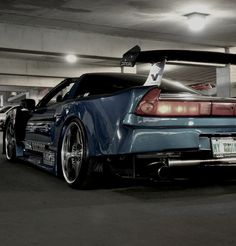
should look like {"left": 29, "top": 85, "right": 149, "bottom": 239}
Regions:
{"left": 3, "top": 46, "right": 236, "bottom": 188}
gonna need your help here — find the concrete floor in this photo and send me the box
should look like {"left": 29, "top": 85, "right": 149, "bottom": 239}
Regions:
{"left": 1, "top": 133, "right": 236, "bottom": 245}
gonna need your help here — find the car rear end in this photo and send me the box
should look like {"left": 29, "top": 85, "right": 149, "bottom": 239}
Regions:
{"left": 121, "top": 79, "right": 236, "bottom": 178}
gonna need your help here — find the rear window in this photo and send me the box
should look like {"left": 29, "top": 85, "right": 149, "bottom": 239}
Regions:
{"left": 73, "top": 74, "right": 146, "bottom": 97}
{"left": 71, "top": 73, "right": 200, "bottom": 98}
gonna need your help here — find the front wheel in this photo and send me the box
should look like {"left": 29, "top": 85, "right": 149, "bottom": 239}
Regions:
{"left": 5, "top": 120, "right": 16, "bottom": 161}
{"left": 60, "top": 120, "right": 91, "bottom": 188}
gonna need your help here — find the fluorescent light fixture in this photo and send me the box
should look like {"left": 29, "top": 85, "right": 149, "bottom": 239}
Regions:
{"left": 65, "top": 54, "right": 77, "bottom": 63}
{"left": 184, "top": 12, "right": 209, "bottom": 32}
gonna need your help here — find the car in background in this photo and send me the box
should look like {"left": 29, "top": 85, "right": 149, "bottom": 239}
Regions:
{"left": 3, "top": 46, "right": 236, "bottom": 188}
{"left": 190, "top": 83, "right": 217, "bottom": 96}
{"left": 0, "top": 105, "right": 18, "bottom": 130}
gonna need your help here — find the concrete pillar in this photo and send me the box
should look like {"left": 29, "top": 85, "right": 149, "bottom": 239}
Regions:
{"left": 2, "top": 92, "right": 9, "bottom": 106}
{"left": 216, "top": 65, "right": 231, "bottom": 97}
{"left": 230, "top": 65, "right": 236, "bottom": 97}
{"left": 0, "top": 95, "right": 3, "bottom": 107}
{"left": 216, "top": 48, "right": 236, "bottom": 98}
{"left": 216, "top": 65, "right": 236, "bottom": 98}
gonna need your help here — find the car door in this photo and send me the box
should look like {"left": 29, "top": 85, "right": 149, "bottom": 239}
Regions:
{"left": 24, "top": 78, "right": 76, "bottom": 148}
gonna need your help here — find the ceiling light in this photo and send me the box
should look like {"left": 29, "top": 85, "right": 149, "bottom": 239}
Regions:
{"left": 184, "top": 12, "right": 209, "bottom": 32}
{"left": 65, "top": 54, "right": 77, "bottom": 63}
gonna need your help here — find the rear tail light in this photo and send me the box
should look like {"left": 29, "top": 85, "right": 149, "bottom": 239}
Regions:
{"left": 154, "top": 101, "right": 211, "bottom": 116}
{"left": 212, "top": 102, "right": 235, "bottom": 115}
{"left": 135, "top": 88, "right": 161, "bottom": 115}
{"left": 135, "top": 88, "right": 236, "bottom": 117}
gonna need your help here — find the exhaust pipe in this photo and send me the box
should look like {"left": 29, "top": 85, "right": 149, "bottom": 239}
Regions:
{"left": 147, "top": 162, "right": 169, "bottom": 179}
{"left": 168, "top": 157, "right": 236, "bottom": 167}
{"left": 154, "top": 158, "right": 236, "bottom": 180}
{"left": 157, "top": 166, "right": 166, "bottom": 178}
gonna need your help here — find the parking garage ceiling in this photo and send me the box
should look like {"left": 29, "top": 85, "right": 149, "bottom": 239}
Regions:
{"left": 0, "top": 0, "right": 236, "bottom": 47}
{"left": 0, "top": 0, "right": 236, "bottom": 103}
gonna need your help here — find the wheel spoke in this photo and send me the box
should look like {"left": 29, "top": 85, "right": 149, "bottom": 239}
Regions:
{"left": 5, "top": 122, "right": 16, "bottom": 160}
{"left": 61, "top": 122, "right": 84, "bottom": 184}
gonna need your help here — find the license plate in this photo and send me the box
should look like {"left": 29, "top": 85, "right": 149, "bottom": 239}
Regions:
{"left": 211, "top": 137, "right": 236, "bottom": 157}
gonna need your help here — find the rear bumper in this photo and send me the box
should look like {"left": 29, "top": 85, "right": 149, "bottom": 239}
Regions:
{"left": 120, "top": 114, "right": 236, "bottom": 154}
{"left": 130, "top": 129, "right": 205, "bottom": 153}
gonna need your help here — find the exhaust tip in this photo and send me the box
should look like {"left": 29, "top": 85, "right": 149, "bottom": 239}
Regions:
{"left": 157, "top": 167, "right": 168, "bottom": 179}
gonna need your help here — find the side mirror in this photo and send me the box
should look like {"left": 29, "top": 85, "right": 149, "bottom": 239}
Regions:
{"left": 20, "top": 99, "right": 36, "bottom": 110}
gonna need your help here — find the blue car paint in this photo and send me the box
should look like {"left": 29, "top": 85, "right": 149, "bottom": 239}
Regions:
{"left": 72, "top": 89, "right": 236, "bottom": 156}
{"left": 49, "top": 86, "right": 151, "bottom": 157}
{"left": 25, "top": 88, "right": 236, "bottom": 165}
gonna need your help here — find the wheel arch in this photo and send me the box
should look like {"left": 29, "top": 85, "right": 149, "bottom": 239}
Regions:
{"left": 57, "top": 116, "right": 88, "bottom": 147}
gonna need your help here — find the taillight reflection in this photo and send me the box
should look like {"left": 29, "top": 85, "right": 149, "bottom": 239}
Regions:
{"left": 140, "top": 102, "right": 154, "bottom": 114}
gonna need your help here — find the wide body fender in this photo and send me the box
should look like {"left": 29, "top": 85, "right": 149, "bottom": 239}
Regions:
{"left": 54, "top": 87, "right": 150, "bottom": 157}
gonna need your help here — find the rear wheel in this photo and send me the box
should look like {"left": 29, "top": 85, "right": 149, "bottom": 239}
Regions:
{"left": 60, "top": 120, "right": 90, "bottom": 188}
{"left": 5, "top": 120, "right": 16, "bottom": 161}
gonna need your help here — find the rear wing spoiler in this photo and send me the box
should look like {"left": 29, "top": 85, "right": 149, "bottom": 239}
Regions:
{"left": 120, "top": 45, "right": 236, "bottom": 67}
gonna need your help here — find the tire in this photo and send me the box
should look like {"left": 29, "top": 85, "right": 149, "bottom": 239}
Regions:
{"left": 5, "top": 120, "right": 16, "bottom": 161}
{"left": 59, "top": 120, "right": 91, "bottom": 188}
